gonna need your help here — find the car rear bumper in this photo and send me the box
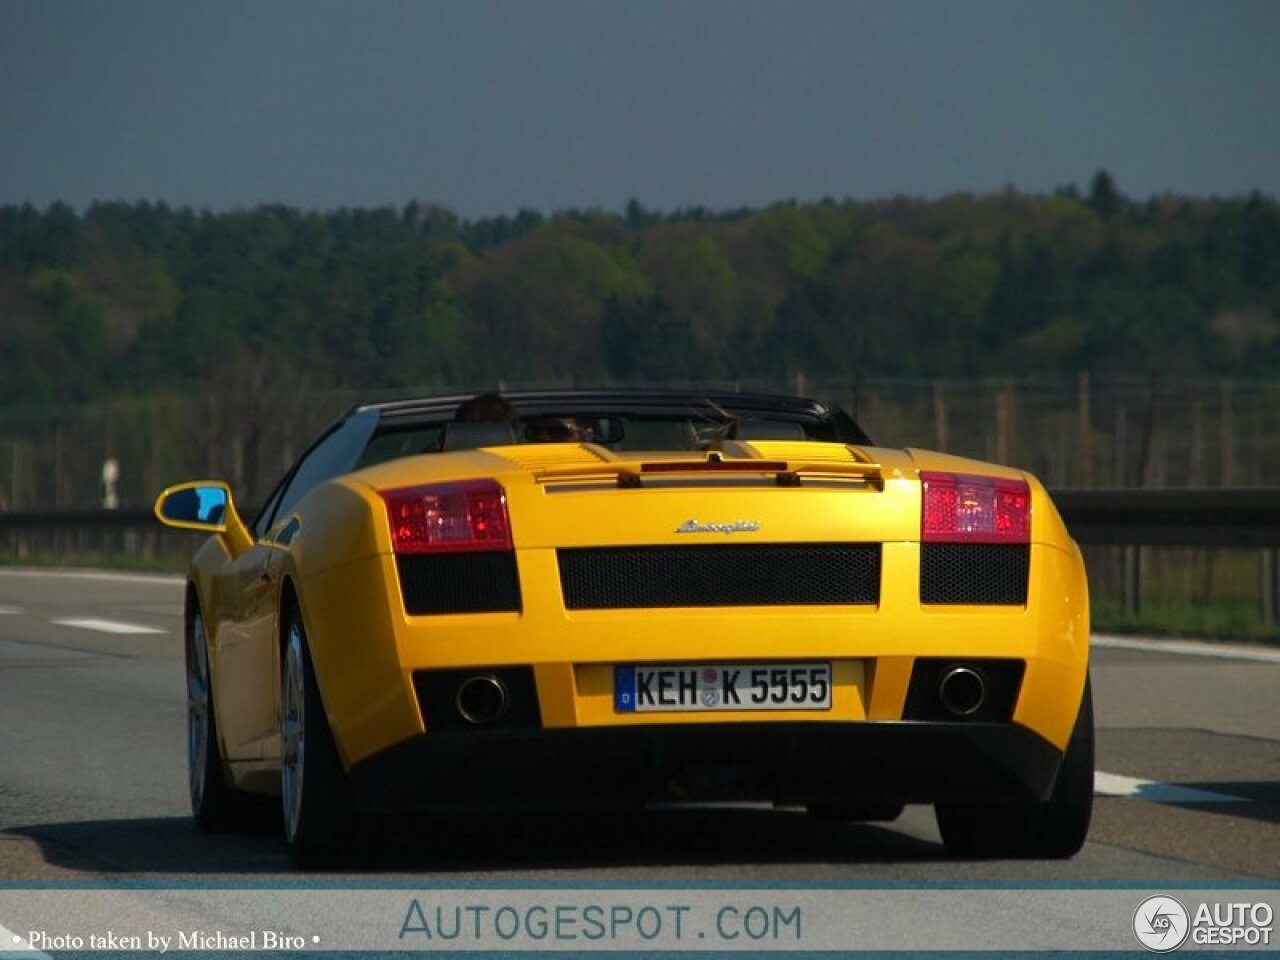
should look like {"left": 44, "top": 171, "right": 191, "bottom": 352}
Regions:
{"left": 347, "top": 720, "right": 1064, "bottom": 814}
{"left": 304, "top": 537, "right": 1090, "bottom": 770}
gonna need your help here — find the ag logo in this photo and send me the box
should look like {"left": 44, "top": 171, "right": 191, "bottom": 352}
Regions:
{"left": 1133, "top": 895, "right": 1190, "bottom": 952}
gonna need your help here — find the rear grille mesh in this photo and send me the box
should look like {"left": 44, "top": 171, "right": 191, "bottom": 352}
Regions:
{"left": 920, "top": 543, "right": 1029, "bottom": 605}
{"left": 558, "top": 544, "right": 881, "bottom": 609}
{"left": 397, "top": 553, "right": 521, "bottom": 615}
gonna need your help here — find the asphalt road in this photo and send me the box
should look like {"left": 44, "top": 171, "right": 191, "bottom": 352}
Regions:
{"left": 1, "top": 567, "right": 1278, "bottom": 884}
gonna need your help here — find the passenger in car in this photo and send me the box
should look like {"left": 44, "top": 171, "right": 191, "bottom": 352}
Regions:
{"left": 453, "top": 392, "right": 519, "bottom": 428}
{"left": 443, "top": 393, "right": 521, "bottom": 449}
{"left": 525, "top": 416, "right": 592, "bottom": 443}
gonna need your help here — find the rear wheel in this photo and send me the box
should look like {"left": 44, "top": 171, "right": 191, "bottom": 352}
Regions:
{"left": 935, "top": 676, "right": 1094, "bottom": 859}
{"left": 281, "top": 612, "right": 357, "bottom": 866}
{"left": 187, "top": 608, "right": 240, "bottom": 832}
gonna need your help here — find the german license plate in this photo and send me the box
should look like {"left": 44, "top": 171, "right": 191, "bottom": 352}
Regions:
{"left": 614, "top": 663, "right": 831, "bottom": 713}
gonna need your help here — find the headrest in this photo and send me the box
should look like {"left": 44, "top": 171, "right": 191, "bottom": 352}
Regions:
{"left": 442, "top": 420, "right": 517, "bottom": 450}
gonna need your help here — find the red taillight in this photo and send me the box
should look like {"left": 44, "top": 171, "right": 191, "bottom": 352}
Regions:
{"left": 381, "top": 480, "right": 512, "bottom": 554}
{"left": 920, "top": 472, "right": 1030, "bottom": 544}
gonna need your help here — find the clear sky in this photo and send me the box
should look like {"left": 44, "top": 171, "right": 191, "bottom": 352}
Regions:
{"left": 2, "top": 0, "right": 1277, "bottom": 218}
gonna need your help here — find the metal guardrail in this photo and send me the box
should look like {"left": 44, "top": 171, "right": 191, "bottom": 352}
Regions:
{"left": 0, "top": 508, "right": 157, "bottom": 530}
{"left": 1, "top": 489, "right": 1278, "bottom": 620}
{"left": 1052, "top": 489, "right": 1280, "bottom": 548}
{"left": 1052, "top": 489, "right": 1280, "bottom": 624}
{"left": 5, "top": 490, "right": 1278, "bottom": 544}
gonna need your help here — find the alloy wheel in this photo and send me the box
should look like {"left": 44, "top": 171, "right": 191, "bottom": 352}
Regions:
{"left": 186, "top": 612, "right": 210, "bottom": 810}
{"left": 281, "top": 622, "right": 306, "bottom": 842}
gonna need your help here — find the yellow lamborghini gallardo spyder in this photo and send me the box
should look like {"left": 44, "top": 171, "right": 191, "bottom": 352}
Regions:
{"left": 155, "top": 389, "right": 1091, "bottom": 865}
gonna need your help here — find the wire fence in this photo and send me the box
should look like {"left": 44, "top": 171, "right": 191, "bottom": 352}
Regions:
{"left": 2, "top": 374, "right": 1276, "bottom": 514}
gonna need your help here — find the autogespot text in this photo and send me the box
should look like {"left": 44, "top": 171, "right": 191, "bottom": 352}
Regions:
{"left": 399, "top": 898, "right": 803, "bottom": 946}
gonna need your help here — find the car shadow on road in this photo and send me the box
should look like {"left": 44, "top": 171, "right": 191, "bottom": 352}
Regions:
{"left": 1158, "top": 781, "right": 1280, "bottom": 826}
{"left": 8, "top": 811, "right": 289, "bottom": 875}
{"left": 365, "top": 807, "right": 945, "bottom": 873}
{"left": 10, "top": 807, "right": 946, "bottom": 875}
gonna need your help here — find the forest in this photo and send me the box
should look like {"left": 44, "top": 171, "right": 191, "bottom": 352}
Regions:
{"left": 2, "top": 175, "right": 1277, "bottom": 638}
{"left": 1, "top": 171, "right": 1278, "bottom": 412}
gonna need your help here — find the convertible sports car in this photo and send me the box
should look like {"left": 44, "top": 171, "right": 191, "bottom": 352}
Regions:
{"left": 155, "top": 389, "right": 1092, "bottom": 864}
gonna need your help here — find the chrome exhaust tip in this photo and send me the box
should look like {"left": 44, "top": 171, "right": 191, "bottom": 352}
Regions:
{"left": 455, "top": 674, "right": 509, "bottom": 725}
{"left": 938, "top": 666, "right": 986, "bottom": 718}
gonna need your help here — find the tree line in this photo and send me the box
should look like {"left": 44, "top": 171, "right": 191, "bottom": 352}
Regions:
{"left": 1, "top": 171, "right": 1277, "bottom": 411}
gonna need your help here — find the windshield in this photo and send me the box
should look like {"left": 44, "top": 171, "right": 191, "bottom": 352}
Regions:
{"left": 356, "top": 392, "right": 870, "bottom": 469}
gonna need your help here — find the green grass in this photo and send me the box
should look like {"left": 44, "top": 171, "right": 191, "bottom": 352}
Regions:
{"left": 1092, "top": 595, "right": 1280, "bottom": 645}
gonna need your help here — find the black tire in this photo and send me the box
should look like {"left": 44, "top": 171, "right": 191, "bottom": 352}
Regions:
{"left": 186, "top": 608, "right": 240, "bottom": 832}
{"left": 935, "top": 676, "right": 1094, "bottom": 859}
{"left": 280, "top": 612, "right": 358, "bottom": 867}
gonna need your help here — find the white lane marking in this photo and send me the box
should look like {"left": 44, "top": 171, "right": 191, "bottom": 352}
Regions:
{"left": 0, "top": 567, "right": 183, "bottom": 586}
{"left": 0, "top": 605, "right": 20, "bottom": 614}
{"left": 1092, "top": 633, "right": 1280, "bottom": 664}
{"left": 0, "top": 921, "right": 51, "bottom": 956}
{"left": 1095, "top": 771, "right": 1248, "bottom": 805}
{"left": 51, "top": 617, "right": 164, "bottom": 636}
{"left": 1093, "top": 635, "right": 1270, "bottom": 806}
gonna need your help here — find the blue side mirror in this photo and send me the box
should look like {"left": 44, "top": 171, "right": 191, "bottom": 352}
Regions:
{"left": 155, "top": 483, "right": 231, "bottom": 532}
